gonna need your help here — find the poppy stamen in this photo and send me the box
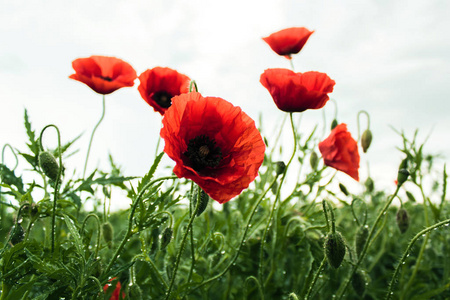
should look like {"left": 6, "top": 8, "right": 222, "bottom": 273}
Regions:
{"left": 152, "top": 91, "right": 173, "bottom": 108}
{"left": 100, "top": 76, "right": 113, "bottom": 82}
{"left": 184, "top": 135, "right": 222, "bottom": 171}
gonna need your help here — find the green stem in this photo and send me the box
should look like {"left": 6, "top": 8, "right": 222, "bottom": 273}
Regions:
{"left": 165, "top": 185, "right": 201, "bottom": 300}
{"left": 259, "top": 112, "right": 297, "bottom": 287}
{"left": 357, "top": 110, "right": 370, "bottom": 141}
{"left": 81, "top": 213, "right": 101, "bottom": 258}
{"left": 336, "top": 185, "right": 401, "bottom": 299}
{"left": 245, "top": 276, "right": 265, "bottom": 300}
{"left": 39, "top": 125, "right": 63, "bottom": 254}
{"left": 187, "top": 184, "right": 196, "bottom": 284}
{"left": 104, "top": 176, "right": 177, "bottom": 275}
{"left": 400, "top": 184, "right": 430, "bottom": 299}
{"left": 83, "top": 95, "right": 106, "bottom": 179}
{"left": 191, "top": 176, "right": 279, "bottom": 292}
{"left": 386, "top": 218, "right": 450, "bottom": 300}
{"left": 305, "top": 257, "right": 327, "bottom": 300}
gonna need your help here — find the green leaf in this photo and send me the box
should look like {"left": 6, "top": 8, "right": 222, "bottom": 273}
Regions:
{"left": 137, "top": 152, "right": 164, "bottom": 194}
{"left": 0, "top": 164, "right": 25, "bottom": 194}
{"left": 24, "top": 109, "right": 40, "bottom": 156}
{"left": 62, "top": 213, "right": 84, "bottom": 256}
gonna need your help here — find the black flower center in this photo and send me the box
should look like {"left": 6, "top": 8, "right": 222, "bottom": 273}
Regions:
{"left": 152, "top": 91, "right": 173, "bottom": 108}
{"left": 100, "top": 76, "right": 113, "bottom": 82}
{"left": 184, "top": 135, "right": 222, "bottom": 171}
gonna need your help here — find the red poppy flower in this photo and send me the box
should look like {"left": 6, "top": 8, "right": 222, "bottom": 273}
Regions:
{"left": 69, "top": 56, "right": 137, "bottom": 95}
{"left": 160, "top": 92, "right": 265, "bottom": 203}
{"left": 318, "top": 123, "right": 360, "bottom": 181}
{"left": 103, "top": 278, "right": 125, "bottom": 300}
{"left": 138, "top": 67, "right": 191, "bottom": 115}
{"left": 260, "top": 68, "right": 335, "bottom": 113}
{"left": 262, "top": 27, "right": 314, "bottom": 59}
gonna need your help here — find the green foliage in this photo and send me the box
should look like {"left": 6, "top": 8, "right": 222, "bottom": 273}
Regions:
{"left": 0, "top": 111, "right": 449, "bottom": 300}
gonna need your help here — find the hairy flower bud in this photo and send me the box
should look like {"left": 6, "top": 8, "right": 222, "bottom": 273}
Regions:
{"left": 102, "top": 222, "right": 114, "bottom": 248}
{"left": 365, "top": 177, "right": 374, "bottom": 193}
{"left": 339, "top": 183, "right": 349, "bottom": 196}
{"left": 396, "top": 208, "right": 409, "bottom": 234}
{"left": 10, "top": 223, "right": 25, "bottom": 245}
{"left": 310, "top": 151, "right": 318, "bottom": 170}
{"left": 195, "top": 189, "right": 209, "bottom": 217}
{"left": 275, "top": 161, "right": 286, "bottom": 176}
{"left": 324, "top": 232, "right": 346, "bottom": 268}
{"left": 397, "top": 169, "right": 410, "bottom": 187}
{"left": 38, "top": 151, "right": 60, "bottom": 181}
{"left": 160, "top": 227, "right": 173, "bottom": 250}
{"left": 129, "top": 284, "right": 143, "bottom": 298}
{"left": 352, "top": 270, "right": 366, "bottom": 296}
{"left": 331, "top": 119, "right": 338, "bottom": 130}
{"left": 355, "top": 225, "right": 369, "bottom": 258}
{"left": 361, "top": 129, "right": 372, "bottom": 153}
{"left": 405, "top": 191, "right": 416, "bottom": 202}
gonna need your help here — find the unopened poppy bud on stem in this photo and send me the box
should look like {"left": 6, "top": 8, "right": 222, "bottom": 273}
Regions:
{"left": 339, "top": 183, "right": 349, "bottom": 196}
{"left": 275, "top": 161, "right": 286, "bottom": 176}
{"left": 160, "top": 227, "right": 173, "bottom": 250}
{"left": 396, "top": 208, "right": 409, "bottom": 233}
{"left": 397, "top": 169, "right": 409, "bottom": 186}
{"left": 38, "top": 151, "right": 60, "bottom": 182}
{"left": 102, "top": 222, "right": 114, "bottom": 248}
{"left": 324, "top": 231, "right": 346, "bottom": 268}
{"left": 361, "top": 129, "right": 373, "bottom": 153}
{"left": 355, "top": 225, "right": 369, "bottom": 258}
{"left": 310, "top": 151, "right": 318, "bottom": 170}
{"left": 194, "top": 188, "right": 209, "bottom": 217}
{"left": 331, "top": 119, "right": 338, "bottom": 130}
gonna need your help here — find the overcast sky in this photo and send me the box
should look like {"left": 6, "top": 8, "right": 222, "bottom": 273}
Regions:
{"left": 1, "top": 0, "right": 450, "bottom": 202}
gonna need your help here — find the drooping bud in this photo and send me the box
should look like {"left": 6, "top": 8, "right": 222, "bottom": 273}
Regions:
{"left": 129, "top": 284, "right": 143, "bottom": 298}
{"left": 365, "top": 177, "right": 374, "bottom": 193}
{"left": 361, "top": 129, "right": 373, "bottom": 153}
{"left": 352, "top": 270, "right": 366, "bottom": 296}
{"left": 102, "top": 222, "right": 114, "bottom": 248}
{"left": 397, "top": 169, "right": 410, "bottom": 187}
{"left": 275, "top": 161, "right": 286, "bottom": 176}
{"left": 331, "top": 119, "right": 338, "bottom": 130}
{"left": 38, "top": 151, "right": 60, "bottom": 181}
{"left": 310, "top": 151, "right": 319, "bottom": 170}
{"left": 160, "top": 227, "right": 173, "bottom": 250}
{"left": 324, "top": 232, "right": 346, "bottom": 268}
{"left": 195, "top": 189, "right": 209, "bottom": 217}
{"left": 354, "top": 225, "right": 369, "bottom": 258}
{"left": 396, "top": 208, "right": 409, "bottom": 234}
{"left": 405, "top": 191, "right": 416, "bottom": 202}
{"left": 339, "top": 183, "right": 349, "bottom": 196}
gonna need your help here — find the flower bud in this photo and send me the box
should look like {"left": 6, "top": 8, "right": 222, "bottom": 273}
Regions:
{"left": 102, "top": 222, "right": 114, "bottom": 248}
{"left": 129, "top": 284, "right": 143, "bottom": 298}
{"left": 397, "top": 169, "right": 409, "bottom": 187}
{"left": 361, "top": 129, "right": 372, "bottom": 153}
{"left": 331, "top": 119, "right": 338, "bottom": 130}
{"left": 160, "top": 227, "right": 173, "bottom": 250}
{"left": 396, "top": 208, "right": 409, "bottom": 234}
{"left": 310, "top": 151, "right": 318, "bottom": 170}
{"left": 38, "top": 151, "right": 60, "bottom": 181}
{"left": 365, "top": 177, "right": 374, "bottom": 193}
{"left": 324, "top": 232, "right": 346, "bottom": 268}
{"left": 405, "top": 191, "right": 416, "bottom": 202}
{"left": 355, "top": 225, "right": 369, "bottom": 258}
{"left": 339, "top": 183, "right": 349, "bottom": 196}
{"left": 275, "top": 161, "right": 286, "bottom": 176}
{"left": 352, "top": 270, "right": 366, "bottom": 296}
{"left": 10, "top": 223, "right": 24, "bottom": 245}
{"left": 195, "top": 189, "right": 209, "bottom": 217}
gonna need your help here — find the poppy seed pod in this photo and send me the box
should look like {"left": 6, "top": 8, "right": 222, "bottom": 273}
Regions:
{"left": 396, "top": 208, "right": 409, "bottom": 234}
{"left": 160, "top": 227, "right": 173, "bottom": 250}
{"left": 361, "top": 129, "right": 373, "bottom": 153}
{"left": 310, "top": 151, "right": 318, "bottom": 170}
{"left": 38, "top": 151, "right": 60, "bottom": 182}
{"left": 355, "top": 225, "right": 369, "bottom": 258}
{"left": 324, "top": 231, "right": 346, "bottom": 268}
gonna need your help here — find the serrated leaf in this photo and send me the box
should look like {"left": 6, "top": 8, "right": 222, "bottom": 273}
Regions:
{"left": 62, "top": 213, "right": 84, "bottom": 256}
{"left": 0, "top": 164, "right": 25, "bottom": 194}
{"left": 137, "top": 152, "right": 164, "bottom": 193}
{"left": 24, "top": 109, "right": 40, "bottom": 155}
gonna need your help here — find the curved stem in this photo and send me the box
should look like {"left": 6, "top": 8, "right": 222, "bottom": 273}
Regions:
{"left": 258, "top": 113, "right": 297, "bottom": 287}
{"left": 336, "top": 185, "right": 401, "bottom": 299}
{"left": 1, "top": 144, "right": 18, "bottom": 228}
{"left": 357, "top": 110, "right": 370, "bottom": 141}
{"left": 245, "top": 276, "right": 264, "bottom": 300}
{"left": 386, "top": 218, "right": 450, "bottom": 300}
{"left": 305, "top": 257, "right": 326, "bottom": 300}
{"left": 104, "top": 176, "right": 177, "bottom": 275}
{"left": 39, "top": 124, "right": 63, "bottom": 253}
{"left": 83, "top": 95, "right": 106, "bottom": 179}
{"left": 81, "top": 213, "right": 101, "bottom": 258}
{"left": 351, "top": 198, "right": 368, "bottom": 227}
{"left": 165, "top": 185, "right": 201, "bottom": 300}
